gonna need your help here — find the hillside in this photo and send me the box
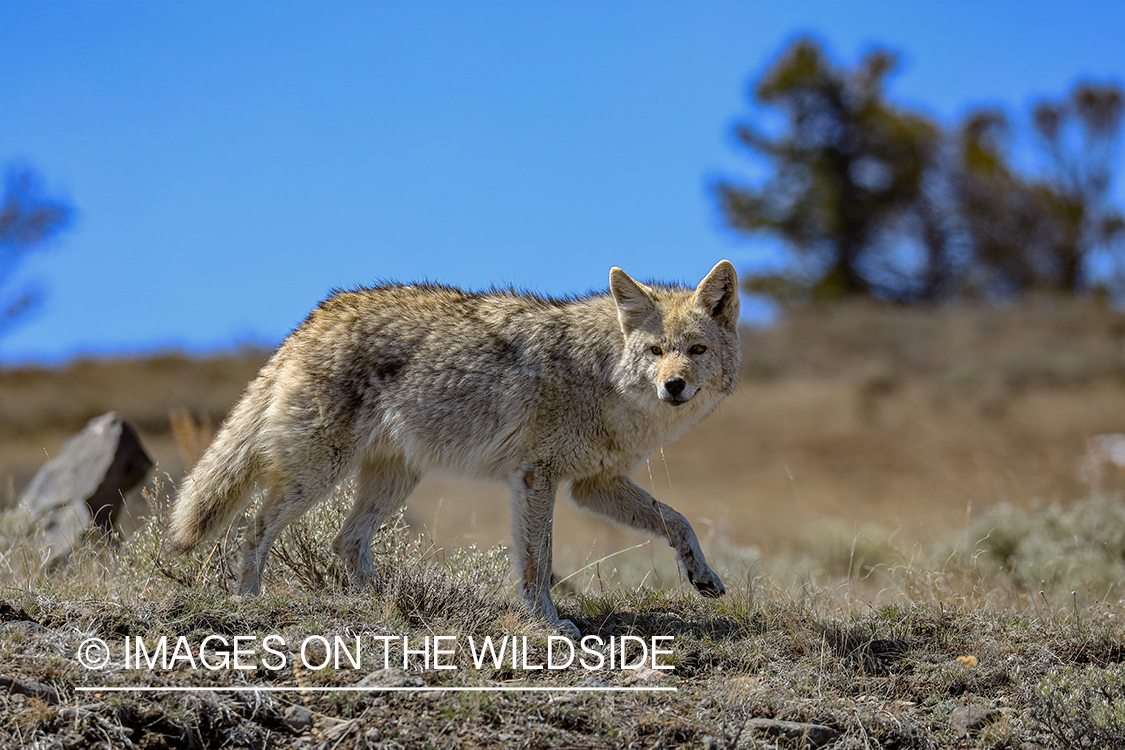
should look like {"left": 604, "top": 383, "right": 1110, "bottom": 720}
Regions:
{"left": 4, "top": 296, "right": 1125, "bottom": 748}
{"left": 4, "top": 295, "right": 1125, "bottom": 569}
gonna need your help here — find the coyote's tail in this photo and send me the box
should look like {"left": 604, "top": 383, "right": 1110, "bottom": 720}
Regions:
{"left": 168, "top": 385, "right": 268, "bottom": 554}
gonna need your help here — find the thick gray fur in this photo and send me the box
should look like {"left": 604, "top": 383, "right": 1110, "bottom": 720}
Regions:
{"left": 170, "top": 261, "right": 741, "bottom": 637}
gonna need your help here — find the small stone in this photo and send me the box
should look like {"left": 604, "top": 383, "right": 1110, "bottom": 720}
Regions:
{"left": 356, "top": 668, "right": 424, "bottom": 688}
{"left": 950, "top": 706, "right": 999, "bottom": 735}
{"left": 0, "top": 674, "right": 60, "bottom": 704}
{"left": 622, "top": 667, "right": 670, "bottom": 686}
{"left": 744, "top": 718, "right": 839, "bottom": 748}
{"left": 60, "top": 731, "right": 87, "bottom": 750}
{"left": 282, "top": 704, "right": 314, "bottom": 731}
{"left": 0, "top": 620, "right": 52, "bottom": 636}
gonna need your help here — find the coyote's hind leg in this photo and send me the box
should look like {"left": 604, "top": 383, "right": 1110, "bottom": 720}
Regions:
{"left": 332, "top": 455, "right": 421, "bottom": 588}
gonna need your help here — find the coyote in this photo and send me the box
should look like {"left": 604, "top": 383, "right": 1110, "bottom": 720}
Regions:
{"left": 170, "top": 261, "right": 741, "bottom": 637}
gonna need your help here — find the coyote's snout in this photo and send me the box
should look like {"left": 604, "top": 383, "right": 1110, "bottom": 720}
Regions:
{"left": 661, "top": 375, "right": 690, "bottom": 405}
{"left": 170, "top": 261, "right": 741, "bottom": 637}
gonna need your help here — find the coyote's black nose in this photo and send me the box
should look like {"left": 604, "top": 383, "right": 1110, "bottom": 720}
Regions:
{"left": 664, "top": 377, "right": 686, "bottom": 397}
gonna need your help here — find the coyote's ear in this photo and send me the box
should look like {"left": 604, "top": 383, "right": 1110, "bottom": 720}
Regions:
{"left": 610, "top": 267, "right": 656, "bottom": 335}
{"left": 693, "top": 260, "right": 740, "bottom": 331}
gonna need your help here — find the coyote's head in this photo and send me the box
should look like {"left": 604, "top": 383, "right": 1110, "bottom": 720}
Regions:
{"left": 610, "top": 260, "right": 741, "bottom": 414}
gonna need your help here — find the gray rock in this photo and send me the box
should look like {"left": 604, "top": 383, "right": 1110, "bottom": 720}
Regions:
{"left": 743, "top": 718, "right": 839, "bottom": 749}
{"left": 17, "top": 412, "right": 152, "bottom": 570}
{"left": 622, "top": 667, "right": 670, "bottom": 686}
{"left": 356, "top": 667, "right": 424, "bottom": 688}
{"left": 0, "top": 674, "right": 60, "bottom": 704}
{"left": 282, "top": 704, "right": 314, "bottom": 731}
{"left": 950, "top": 706, "right": 999, "bottom": 735}
{"left": 0, "top": 620, "right": 52, "bottom": 636}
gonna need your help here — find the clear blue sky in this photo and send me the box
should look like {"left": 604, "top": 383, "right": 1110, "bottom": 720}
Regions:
{"left": 2, "top": 1, "right": 1123, "bottom": 364}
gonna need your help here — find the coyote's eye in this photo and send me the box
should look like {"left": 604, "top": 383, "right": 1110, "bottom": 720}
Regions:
{"left": 649, "top": 345, "right": 664, "bottom": 356}
{"left": 689, "top": 344, "right": 707, "bottom": 355}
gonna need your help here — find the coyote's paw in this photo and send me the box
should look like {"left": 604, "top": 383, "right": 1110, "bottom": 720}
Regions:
{"left": 687, "top": 567, "right": 726, "bottom": 598}
{"left": 555, "top": 618, "right": 582, "bottom": 640}
{"left": 345, "top": 568, "right": 378, "bottom": 591}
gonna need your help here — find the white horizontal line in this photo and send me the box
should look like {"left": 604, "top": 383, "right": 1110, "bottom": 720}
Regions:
{"left": 76, "top": 685, "right": 676, "bottom": 693}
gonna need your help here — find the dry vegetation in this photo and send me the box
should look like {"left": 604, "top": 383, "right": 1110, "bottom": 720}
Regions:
{"left": 3, "top": 481, "right": 1125, "bottom": 749}
{"left": 3, "top": 295, "right": 1125, "bottom": 748}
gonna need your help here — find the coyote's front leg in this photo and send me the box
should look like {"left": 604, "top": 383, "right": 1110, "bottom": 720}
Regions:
{"left": 510, "top": 465, "right": 581, "bottom": 639}
{"left": 570, "top": 475, "right": 726, "bottom": 597}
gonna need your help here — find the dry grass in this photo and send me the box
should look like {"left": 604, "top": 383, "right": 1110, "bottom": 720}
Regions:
{"left": 2, "top": 476, "right": 1125, "bottom": 748}
{"left": 3, "top": 295, "right": 1125, "bottom": 747}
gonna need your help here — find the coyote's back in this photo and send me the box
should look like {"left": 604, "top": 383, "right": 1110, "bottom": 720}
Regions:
{"left": 171, "top": 261, "right": 741, "bottom": 637}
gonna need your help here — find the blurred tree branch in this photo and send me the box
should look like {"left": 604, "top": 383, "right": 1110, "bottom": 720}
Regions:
{"left": 718, "top": 37, "right": 1125, "bottom": 305}
{"left": 0, "top": 165, "right": 72, "bottom": 342}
